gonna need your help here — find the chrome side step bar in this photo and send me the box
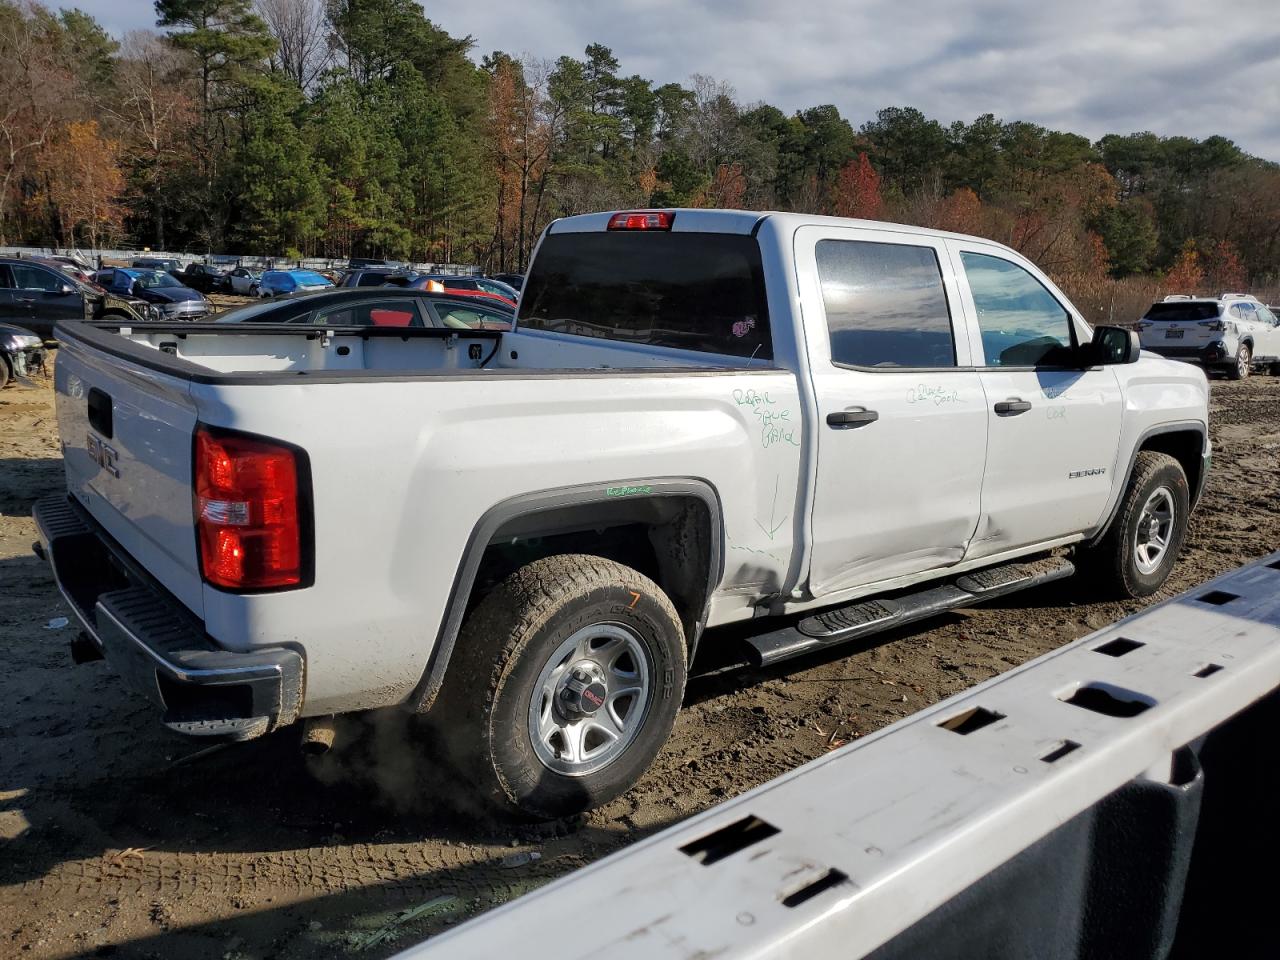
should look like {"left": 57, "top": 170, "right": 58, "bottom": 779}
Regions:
{"left": 746, "top": 556, "right": 1076, "bottom": 667}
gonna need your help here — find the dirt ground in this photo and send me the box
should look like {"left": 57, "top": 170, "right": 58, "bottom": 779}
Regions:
{"left": 2, "top": 364, "right": 1278, "bottom": 960}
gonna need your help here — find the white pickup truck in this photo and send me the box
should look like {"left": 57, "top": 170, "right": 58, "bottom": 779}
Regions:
{"left": 35, "top": 209, "right": 1210, "bottom": 819}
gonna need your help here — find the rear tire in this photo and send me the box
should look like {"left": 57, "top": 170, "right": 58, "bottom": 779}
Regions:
{"left": 1079, "top": 451, "right": 1189, "bottom": 599}
{"left": 0, "top": 357, "right": 10, "bottom": 389}
{"left": 1227, "top": 342, "right": 1251, "bottom": 380}
{"left": 431, "top": 554, "right": 687, "bottom": 820}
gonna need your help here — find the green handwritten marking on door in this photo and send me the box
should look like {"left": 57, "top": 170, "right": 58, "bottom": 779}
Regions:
{"left": 606, "top": 485, "right": 653, "bottom": 497}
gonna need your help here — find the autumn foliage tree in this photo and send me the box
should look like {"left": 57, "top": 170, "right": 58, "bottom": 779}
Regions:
{"left": 1164, "top": 241, "right": 1205, "bottom": 293}
{"left": 39, "top": 120, "right": 125, "bottom": 248}
{"left": 832, "top": 152, "right": 882, "bottom": 220}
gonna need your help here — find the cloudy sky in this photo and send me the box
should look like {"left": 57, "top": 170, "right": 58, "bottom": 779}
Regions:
{"left": 64, "top": 0, "right": 1280, "bottom": 160}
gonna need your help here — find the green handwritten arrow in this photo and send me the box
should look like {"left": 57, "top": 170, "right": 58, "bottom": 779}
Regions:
{"left": 755, "top": 475, "right": 788, "bottom": 541}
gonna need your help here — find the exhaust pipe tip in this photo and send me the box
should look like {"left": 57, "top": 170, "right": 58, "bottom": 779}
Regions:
{"left": 301, "top": 716, "right": 337, "bottom": 755}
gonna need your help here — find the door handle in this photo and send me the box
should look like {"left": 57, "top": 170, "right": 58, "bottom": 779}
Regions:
{"left": 826, "top": 407, "right": 879, "bottom": 429}
{"left": 16, "top": 296, "right": 36, "bottom": 303}
{"left": 994, "top": 398, "right": 1032, "bottom": 416}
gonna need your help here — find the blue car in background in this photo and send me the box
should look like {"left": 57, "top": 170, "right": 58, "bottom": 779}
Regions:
{"left": 258, "top": 269, "right": 334, "bottom": 298}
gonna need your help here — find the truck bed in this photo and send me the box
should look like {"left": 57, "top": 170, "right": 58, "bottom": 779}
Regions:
{"left": 52, "top": 320, "right": 804, "bottom": 715}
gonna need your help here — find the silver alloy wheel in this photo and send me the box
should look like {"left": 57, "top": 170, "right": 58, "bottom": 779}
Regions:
{"left": 1238, "top": 345, "right": 1251, "bottom": 378}
{"left": 527, "top": 622, "right": 653, "bottom": 777}
{"left": 1134, "top": 486, "right": 1175, "bottom": 575}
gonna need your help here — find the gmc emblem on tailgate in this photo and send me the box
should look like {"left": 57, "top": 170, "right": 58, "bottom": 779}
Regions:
{"left": 87, "top": 433, "right": 120, "bottom": 478}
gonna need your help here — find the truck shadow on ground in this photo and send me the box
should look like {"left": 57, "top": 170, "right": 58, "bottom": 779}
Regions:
{"left": 0, "top": 456, "right": 64, "bottom": 517}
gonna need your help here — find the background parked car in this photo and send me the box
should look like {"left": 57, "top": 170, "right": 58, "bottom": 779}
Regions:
{"left": 213, "top": 287, "right": 513, "bottom": 329}
{"left": 131, "top": 257, "right": 185, "bottom": 279}
{"left": 417, "top": 273, "right": 518, "bottom": 303}
{"left": 1138, "top": 293, "right": 1280, "bottom": 379}
{"left": 94, "top": 267, "right": 211, "bottom": 320}
{"left": 403, "top": 275, "right": 516, "bottom": 308}
{"left": 490, "top": 272, "right": 524, "bottom": 291}
{"left": 179, "top": 262, "right": 229, "bottom": 293}
{"left": 339, "top": 268, "right": 418, "bottom": 288}
{"left": 258, "top": 269, "right": 335, "bottom": 298}
{"left": 227, "top": 266, "right": 262, "bottom": 295}
{"left": 0, "top": 321, "right": 46, "bottom": 387}
{"left": 0, "top": 257, "right": 155, "bottom": 339}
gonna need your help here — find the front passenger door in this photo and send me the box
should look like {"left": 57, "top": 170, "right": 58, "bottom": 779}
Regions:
{"left": 952, "top": 246, "right": 1123, "bottom": 559}
{"left": 11, "top": 263, "right": 83, "bottom": 336}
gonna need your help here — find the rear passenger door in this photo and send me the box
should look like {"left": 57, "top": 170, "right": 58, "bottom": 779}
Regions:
{"left": 798, "top": 225, "right": 988, "bottom": 596}
{"left": 949, "top": 243, "right": 1123, "bottom": 559}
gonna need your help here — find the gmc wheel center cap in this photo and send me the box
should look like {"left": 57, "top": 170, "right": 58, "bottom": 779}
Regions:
{"left": 559, "top": 666, "right": 608, "bottom": 717}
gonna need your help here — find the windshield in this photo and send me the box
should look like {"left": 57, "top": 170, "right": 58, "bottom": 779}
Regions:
{"left": 1143, "top": 302, "right": 1219, "bottom": 322}
{"left": 519, "top": 230, "right": 772, "bottom": 360}
{"left": 132, "top": 270, "right": 183, "bottom": 289}
{"left": 294, "top": 271, "right": 329, "bottom": 285}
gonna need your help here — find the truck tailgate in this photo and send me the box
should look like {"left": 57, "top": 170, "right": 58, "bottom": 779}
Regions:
{"left": 54, "top": 334, "right": 205, "bottom": 617}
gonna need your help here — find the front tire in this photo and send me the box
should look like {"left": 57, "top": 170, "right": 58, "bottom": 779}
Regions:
{"left": 432, "top": 555, "right": 687, "bottom": 819}
{"left": 1080, "top": 451, "right": 1189, "bottom": 598}
{"left": 1227, "top": 342, "right": 1251, "bottom": 380}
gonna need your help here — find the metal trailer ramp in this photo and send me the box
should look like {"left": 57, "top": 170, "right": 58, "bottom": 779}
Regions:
{"left": 399, "top": 553, "right": 1280, "bottom": 960}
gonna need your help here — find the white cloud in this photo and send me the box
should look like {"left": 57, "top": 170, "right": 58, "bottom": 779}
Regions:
{"left": 58, "top": 0, "right": 1280, "bottom": 159}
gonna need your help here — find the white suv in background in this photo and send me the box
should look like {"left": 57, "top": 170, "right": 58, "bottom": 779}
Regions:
{"left": 1139, "top": 293, "right": 1280, "bottom": 379}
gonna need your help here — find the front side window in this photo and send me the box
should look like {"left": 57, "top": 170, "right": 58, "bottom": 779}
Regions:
{"left": 12, "top": 264, "right": 65, "bottom": 292}
{"left": 816, "top": 239, "right": 955, "bottom": 368}
{"left": 427, "top": 301, "right": 513, "bottom": 330}
{"left": 520, "top": 231, "right": 772, "bottom": 360}
{"left": 961, "top": 252, "right": 1074, "bottom": 367}
{"left": 1255, "top": 304, "right": 1278, "bottom": 326}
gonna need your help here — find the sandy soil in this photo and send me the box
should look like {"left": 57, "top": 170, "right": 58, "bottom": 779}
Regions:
{"left": 2, "top": 366, "right": 1278, "bottom": 959}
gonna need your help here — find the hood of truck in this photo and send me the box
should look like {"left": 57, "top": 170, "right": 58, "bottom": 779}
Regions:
{"left": 53, "top": 334, "right": 205, "bottom": 617}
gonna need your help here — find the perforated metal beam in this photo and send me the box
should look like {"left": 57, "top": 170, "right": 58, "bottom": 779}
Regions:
{"left": 401, "top": 553, "right": 1280, "bottom": 959}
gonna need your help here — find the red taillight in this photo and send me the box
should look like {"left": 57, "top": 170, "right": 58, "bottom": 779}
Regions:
{"left": 607, "top": 211, "right": 674, "bottom": 231}
{"left": 195, "top": 426, "right": 304, "bottom": 590}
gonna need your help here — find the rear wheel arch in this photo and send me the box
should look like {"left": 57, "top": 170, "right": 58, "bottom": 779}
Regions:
{"left": 410, "top": 479, "right": 724, "bottom": 713}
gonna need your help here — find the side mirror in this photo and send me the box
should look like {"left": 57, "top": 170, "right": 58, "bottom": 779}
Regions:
{"left": 60, "top": 283, "right": 75, "bottom": 295}
{"left": 130, "top": 280, "right": 143, "bottom": 296}
{"left": 1089, "top": 325, "right": 1141, "bottom": 365}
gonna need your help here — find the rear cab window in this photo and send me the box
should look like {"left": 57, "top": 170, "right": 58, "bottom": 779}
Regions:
{"left": 519, "top": 230, "right": 772, "bottom": 361}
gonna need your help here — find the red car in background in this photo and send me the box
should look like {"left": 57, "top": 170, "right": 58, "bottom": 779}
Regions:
{"left": 404, "top": 276, "right": 516, "bottom": 308}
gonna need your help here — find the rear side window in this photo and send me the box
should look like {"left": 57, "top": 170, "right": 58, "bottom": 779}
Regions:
{"left": 816, "top": 240, "right": 954, "bottom": 368}
{"left": 312, "top": 298, "right": 422, "bottom": 327}
{"left": 1143, "top": 302, "right": 1220, "bottom": 322}
{"left": 0, "top": 265, "right": 12, "bottom": 288}
{"left": 520, "top": 231, "right": 772, "bottom": 360}
{"left": 356, "top": 272, "right": 387, "bottom": 287}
